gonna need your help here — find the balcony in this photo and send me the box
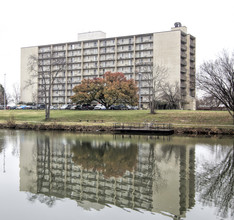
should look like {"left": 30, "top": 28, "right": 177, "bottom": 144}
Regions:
{"left": 190, "top": 69, "right": 195, "bottom": 76}
{"left": 181, "top": 44, "right": 187, "bottom": 51}
{"left": 190, "top": 89, "right": 195, "bottom": 97}
{"left": 190, "top": 63, "right": 195, "bottom": 69}
{"left": 190, "top": 75, "right": 195, "bottom": 82}
{"left": 190, "top": 56, "right": 195, "bottom": 62}
{"left": 181, "top": 90, "right": 187, "bottom": 96}
{"left": 180, "top": 74, "right": 186, "bottom": 81}
{"left": 190, "top": 41, "right": 195, "bottom": 48}
{"left": 190, "top": 48, "right": 195, "bottom": 55}
{"left": 181, "top": 66, "right": 187, "bottom": 73}
{"left": 181, "top": 36, "right": 187, "bottom": 44}
{"left": 181, "top": 52, "right": 187, "bottom": 58}
{"left": 181, "top": 59, "right": 187, "bottom": 66}
{"left": 180, "top": 82, "right": 186, "bottom": 89}
{"left": 190, "top": 81, "right": 195, "bottom": 88}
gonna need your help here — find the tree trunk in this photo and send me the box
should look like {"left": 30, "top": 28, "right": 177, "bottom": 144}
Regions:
{"left": 150, "top": 99, "right": 156, "bottom": 114}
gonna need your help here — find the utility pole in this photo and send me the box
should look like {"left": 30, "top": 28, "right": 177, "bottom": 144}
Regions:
{"left": 4, "top": 73, "right": 6, "bottom": 110}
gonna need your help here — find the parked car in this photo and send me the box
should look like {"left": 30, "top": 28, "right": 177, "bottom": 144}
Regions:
{"left": 50, "top": 105, "right": 58, "bottom": 110}
{"left": 60, "top": 104, "right": 72, "bottom": 110}
{"left": 37, "top": 104, "right": 46, "bottom": 110}
{"left": 81, "top": 104, "right": 95, "bottom": 110}
{"left": 109, "top": 104, "right": 128, "bottom": 110}
{"left": 25, "top": 105, "right": 33, "bottom": 109}
{"left": 16, "top": 105, "right": 27, "bottom": 110}
{"left": 94, "top": 104, "right": 106, "bottom": 110}
{"left": 70, "top": 105, "right": 82, "bottom": 110}
{"left": 109, "top": 105, "right": 120, "bottom": 110}
{"left": 126, "top": 105, "right": 138, "bottom": 110}
{"left": 9, "top": 105, "right": 17, "bottom": 110}
{"left": 131, "top": 106, "right": 139, "bottom": 110}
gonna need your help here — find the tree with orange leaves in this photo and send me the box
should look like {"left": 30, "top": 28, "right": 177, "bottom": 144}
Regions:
{"left": 70, "top": 72, "right": 138, "bottom": 108}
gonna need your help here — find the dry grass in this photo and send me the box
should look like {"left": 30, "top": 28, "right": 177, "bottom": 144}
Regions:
{"left": 0, "top": 109, "right": 233, "bottom": 128}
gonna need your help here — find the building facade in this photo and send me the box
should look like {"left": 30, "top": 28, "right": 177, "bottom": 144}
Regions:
{"left": 21, "top": 23, "right": 196, "bottom": 109}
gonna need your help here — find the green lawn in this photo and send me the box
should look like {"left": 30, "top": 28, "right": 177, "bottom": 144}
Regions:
{"left": 0, "top": 109, "right": 233, "bottom": 128}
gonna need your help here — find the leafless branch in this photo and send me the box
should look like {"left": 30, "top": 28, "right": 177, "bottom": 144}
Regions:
{"left": 197, "top": 50, "right": 234, "bottom": 123}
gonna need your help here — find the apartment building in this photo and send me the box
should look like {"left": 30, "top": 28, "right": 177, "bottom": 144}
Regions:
{"left": 21, "top": 23, "right": 196, "bottom": 109}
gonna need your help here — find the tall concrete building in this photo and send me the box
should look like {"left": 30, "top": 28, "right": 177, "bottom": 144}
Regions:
{"left": 21, "top": 23, "right": 196, "bottom": 109}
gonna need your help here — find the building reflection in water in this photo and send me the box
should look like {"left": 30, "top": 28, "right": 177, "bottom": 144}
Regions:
{"left": 20, "top": 133, "right": 195, "bottom": 219}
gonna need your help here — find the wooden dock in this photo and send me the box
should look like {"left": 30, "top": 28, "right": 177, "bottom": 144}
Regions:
{"left": 113, "top": 122, "right": 174, "bottom": 135}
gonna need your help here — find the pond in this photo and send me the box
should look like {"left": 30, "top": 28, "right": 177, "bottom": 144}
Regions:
{"left": 0, "top": 130, "right": 233, "bottom": 220}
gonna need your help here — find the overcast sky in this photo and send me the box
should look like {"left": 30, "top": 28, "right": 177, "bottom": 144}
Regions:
{"left": 0, "top": 0, "right": 234, "bottom": 94}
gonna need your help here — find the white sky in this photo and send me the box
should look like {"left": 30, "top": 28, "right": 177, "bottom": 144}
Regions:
{"left": 0, "top": 0, "right": 234, "bottom": 94}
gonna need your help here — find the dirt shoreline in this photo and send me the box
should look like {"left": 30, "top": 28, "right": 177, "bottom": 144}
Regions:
{"left": 0, "top": 122, "right": 233, "bottom": 136}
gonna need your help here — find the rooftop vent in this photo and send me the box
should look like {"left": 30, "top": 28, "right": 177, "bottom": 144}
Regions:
{"left": 174, "top": 22, "right": 182, "bottom": 28}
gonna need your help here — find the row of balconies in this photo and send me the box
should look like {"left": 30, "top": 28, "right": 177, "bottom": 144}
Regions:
{"left": 41, "top": 37, "right": 153, "bottom": 52}
{"left": 38, "top": 40, "right": 153, "bottom": 54}
{"left": 65, "top": 51, "right": 153, "bottom": 59}
{"left": 66, "top": 56, "right": 153, "bottom": 65}
{"left": 59, "top": 60, "right": 153, "bottom": 71}
{"left": 40, "top": 46, "right": 153, "bottom": 57}
{"left": 66, "top": 57, "right": 152, "bottom": 67}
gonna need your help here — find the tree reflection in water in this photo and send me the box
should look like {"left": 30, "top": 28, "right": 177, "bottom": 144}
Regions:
{"left": 71, "top": 141, "right": 138, "bottom": 178}
{"left": 196, "top": 144, "right": 234, "bottom": 218}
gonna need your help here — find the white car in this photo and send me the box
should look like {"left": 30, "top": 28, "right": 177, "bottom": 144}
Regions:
{"left": 94, "top": 104, "right": 106, "bottom": 110}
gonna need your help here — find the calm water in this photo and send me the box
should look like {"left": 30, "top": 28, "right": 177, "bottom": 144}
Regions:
{"left": 0, "top": 130, "right": 233, "bottom": 220}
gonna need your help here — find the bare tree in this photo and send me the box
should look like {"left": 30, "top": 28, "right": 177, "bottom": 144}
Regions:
{"left": 137, "top": 62, "right": 168, "bottom": 114}
{"left": 160, "top": 82, "right": 182, "bottom": 109}
{"left": 0, "top": 84, "right": 10, "bottom": 106}
{"left": 26, "top": 54, "right": 66, "bottom": 120}
{"left": 11, "top": 83, "right": 21, "bottom": 104}
{"left": 197, "top": 50, "right": 234, "bottom": 124}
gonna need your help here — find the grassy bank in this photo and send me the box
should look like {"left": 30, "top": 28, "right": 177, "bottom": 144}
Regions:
{"left": 0, "top": 109, "right": 233, "bottom": 128}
